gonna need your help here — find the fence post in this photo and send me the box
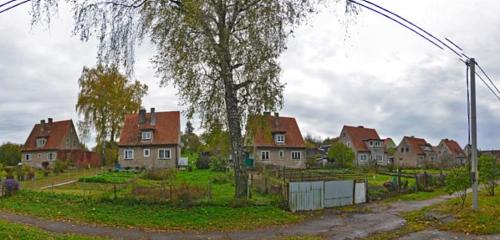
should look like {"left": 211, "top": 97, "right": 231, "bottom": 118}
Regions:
{"left": 264, "top": 176, "right": 268, "bottom": 194}
{"left": 415, "top": 173, "right": 419, "bottom": 192}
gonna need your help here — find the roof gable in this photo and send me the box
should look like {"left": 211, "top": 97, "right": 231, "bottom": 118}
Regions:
{"left": 441, "top": 139, "right": 464, "bottom": 156}
{"left": 404, "top": 136, "right": 428, "bottom": 155}
{"left": 118, "top": 111, "right": 181, "bottom": 146}
{"left": 250, "top": 115, "right": 305, "bottom": 148}
{"left": 22, "top": 119, "right": 75, "bottom": 151}
{"left": 342, "top": 125, "right": 381, "bottom": 151}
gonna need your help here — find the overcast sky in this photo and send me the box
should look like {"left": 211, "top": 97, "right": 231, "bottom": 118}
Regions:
{"left": 1, "top": 0, "right": 500, "bottom": 149}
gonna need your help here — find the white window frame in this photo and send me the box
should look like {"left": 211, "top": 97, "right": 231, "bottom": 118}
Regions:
{"left": 36, "top": 138, "right": 47, "bottom": 148}
{"left": 24, "top": 154, "right": 31, "bottom": 161}
{"left": 143, "top": 149, "right": 150, "bottom": 158}
{"left": 291, "top": 151, "right": 301, "bottom": 160}
{"left": 275, "top": 134, "right": 285, "bottom": 144}
{"left": 261, "top": 151, "right": 270, "bottom": 161}
{"left": 124, "top": 149, "right": 134, "bottom": 160}
{"left": 141, "top": 131, "right": 152, "bottom": 141}
{"left": 359, "top": 154, "right": 367, "bottom": 161}
{"left": 279, "top": 150, "right": 284, "bottom": 160}
{"left": 158, "top": 148, "right": 171, "bottom": 160}
{"left": 47, "top": 152, "right": 55, "bottom": 161}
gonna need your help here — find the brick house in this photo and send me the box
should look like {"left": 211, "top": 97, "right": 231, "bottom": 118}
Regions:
{"left": 339, "top": 125, "right": 388, "bottom": 166}
{"left": 118, "top": 108, "right": 181, "bottom": 170}
{"left": 247, "top": 113, "right": 306, "bottom": 169}
{"left": 21, "top": 118, "right": 99, "bottom": 168}
{"left": 393, "top": 136, "right": 436, "bottom": 168}
{"left": 435, "top": 139, "right": 466, "bottom": 167}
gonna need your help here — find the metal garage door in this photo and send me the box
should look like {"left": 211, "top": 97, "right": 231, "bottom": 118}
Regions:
{"left": 324, "top": 180, "right": 354, "bottom": 208}
{"left": 289, "top": 181, "right": 324, "bottom": 212}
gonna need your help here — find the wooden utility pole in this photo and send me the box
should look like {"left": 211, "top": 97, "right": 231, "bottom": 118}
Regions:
{"left": 469, "top": 58, "right": 479, "bottom": 210}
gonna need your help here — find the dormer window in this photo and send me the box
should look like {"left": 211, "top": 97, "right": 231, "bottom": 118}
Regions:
{"left": 36, "top": 138, "right": 47, "bottom": 148}
{"left": 275, "top": 134, "right": 285, "bottom": 144}
{"left": 141, "top": 131, "right": 152, "bottom": 141}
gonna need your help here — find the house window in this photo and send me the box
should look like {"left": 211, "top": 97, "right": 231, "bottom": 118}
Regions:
{"left": 375, "top": 155, "right": 382, "bottom": 161}
{"left": 359, "top": 154, "right": 367, "bottom": 161}
{"left": 141, "top": 131, "right": 152, "bottom": 141}
{"left": 24, "top": 154, "right": 31, "bottom": 161}
{"left": 36, "top": 138, "right": 47, "bottom": 148}
{"left": 279, "top": 150, "right": 284, "bottom": 160}
{"left": 275, "top": 134, "right": 285, "bottom": 144}
{"left": 144, "top": 149, "right": 150, "bottom": 157}
{"left": 261, "top": 151, "right": 270, "bottom": 161}
{"left": 292, "top": 151, "right": 301, "bottom": 160}
{"left": 124, "top": 149, "right": 134, "bottom": 160}
{"left": 47, "top": 152, "right": 55, "bottom": 161}
{"left": 158, "top": 149, "right": 171, "bottom": 160}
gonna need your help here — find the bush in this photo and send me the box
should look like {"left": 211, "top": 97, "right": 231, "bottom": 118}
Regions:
{"left": 211, "top": 174, "right": 231, "bottom": 184}
{"left": 209, "top": 157, "right": 228, "bottom": 172}
{"left": 143, "top": 169, "right": 178, "bottom": 183}
{"left": 172, "top": 183, "right": 205, "bottom": 207}
{"left": 195, "top": 154, "right": 211, "bottom": 169}
{"left": 445, "top": 166, "right": 470, "bottom": 208}
{"left": 53, "top": 160, "right": 68, "bottom": 175}
{"left": 41, "top": 162, "right": 50, "bottom": 176}
{"left": 2, "top": 177, "right": 19, "bottom": 196}
{"left": 14, "top": 166, "right": 24, "bottom": 181}
{"left": 479, "top": 154, "right": 499, "bottom": 196}
{"left": 22, "top": 165, "right": 35, "bottom": 180}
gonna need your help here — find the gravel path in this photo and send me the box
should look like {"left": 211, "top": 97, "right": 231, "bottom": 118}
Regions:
{"left": 0, "top": 193, "right": 496, "bottom": 240}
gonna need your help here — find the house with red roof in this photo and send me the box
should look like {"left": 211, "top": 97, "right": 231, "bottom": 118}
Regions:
{"left": 247, "top": 113, "right": 306, "bottom": 168}
{"left": 339, "top": 125, "right": 388, "bottom": 166}
{"left": 435, "top": 139, "right": 466, "bottom": 167}
{"left": 393, "top": 136, "right": 436, "bottom": 168}
{"left": 21, "top": 118, "right": 99, "bottom": 168}
{"left": 118, "top": 108, "right": 181, "bottom": 170}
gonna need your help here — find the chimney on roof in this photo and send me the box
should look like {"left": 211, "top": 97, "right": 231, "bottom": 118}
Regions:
{"left": 357, "top": 125, "right": 364, "bottom": 128}
{"left": 40, "top": 120, "right": 46, "bottom": 131}
{"left": 274, "top": 112, "right": 279, "bottom": 117}
{"left": 139, "top": 108, "right": 146, "bottom": 124}
{"left": 150, "top": 108, "right": 156, "bottom": 125}
{"left": 48, "top": 118, "right": 53, "bottom": 124}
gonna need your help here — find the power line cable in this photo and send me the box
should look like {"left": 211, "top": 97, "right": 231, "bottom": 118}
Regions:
{"left": 0, "top": 0, "right": 17, "bottom": 8}
{"left": 475, "top": 72, "right": 500, "bottom": 101}
{"left": 476, "top": 62, "right": 500, "bottom": 96}
{"left": 357, "top": 0, "right": 465, "bottom": 61}
{"left": 0, "top": 0, "right": 29, "bottom": 14}
{"left": 347, "top": 0, "right": 445, "bottom": 51}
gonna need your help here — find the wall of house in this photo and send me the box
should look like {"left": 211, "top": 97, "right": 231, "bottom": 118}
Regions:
{"left": 435, "top": 143, "right": 464, "bottom": 167}
{"left": 21, "top": 151, "right": 57, "bottom": 169}
{"left": 60, "top": 126, "right": 82, "bottom": 150}
{"left": 253, "top": 147, "right": 305, "bottom": 169}
{"left": 393, "top": 140, "right": 421, "bottom": 168}
{"left": 118, "top": 145, "right": 179, "bottom": 170}
{"left": 339, "top": 130, "right": 360, "bottom": 166}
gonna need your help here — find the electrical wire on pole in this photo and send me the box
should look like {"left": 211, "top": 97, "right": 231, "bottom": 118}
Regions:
{"left": 0, "top": 0, "right": 30, "bottom": 15}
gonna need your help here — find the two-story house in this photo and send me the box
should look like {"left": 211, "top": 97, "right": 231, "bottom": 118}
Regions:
{"left": 394, "top": 136, "right": 436, "bottom": 168}
{"left": 339, "top": 125, "right": 387, "bottom": 166}
{"left": 435, "top": 139, "right": 466, "bottom": 167}
{"left": 21, "top": 118, "right": 94, "bottom": 168}
{"left": 247, "top": 113, "right": 306, "bottom": 169}
{"left": 118, "top": 108, "right": 181, "bottom": 169}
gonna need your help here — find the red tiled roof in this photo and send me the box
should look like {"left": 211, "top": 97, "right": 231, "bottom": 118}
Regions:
{"left": 251, "top": 115, "right": 306, "bottom": 148}
{"left": 405, "top": 136, "right": 428, "bottom": 155}
{"left": 442, "top": 139, "right": 464, "bottom": 156}
{"left": 384, "top": 138, "right": 394, "bottom": 145}
{"left": 22, "top": 120, "right": 75, "bottom": 152}
{"left": 342, "top": 126, "right": 381, "bottom": 152}
{"left": 118, "top": 111, "right": 181, "bottom": 146}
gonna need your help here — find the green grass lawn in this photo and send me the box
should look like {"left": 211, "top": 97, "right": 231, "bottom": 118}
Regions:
{"left": 0, "top": 219, "right": 107, "bottom": 240}
{"left": 0, "top": 190, "right": 301, "bottom": 232}
{"left": 20, "top": 168, "right": 102, "bottom": 190}
{"left": 384, "top": 188, "right": 447, "bottom": 202}
{"left": 78, "top": 171, "right": 138, "bottom": 184}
